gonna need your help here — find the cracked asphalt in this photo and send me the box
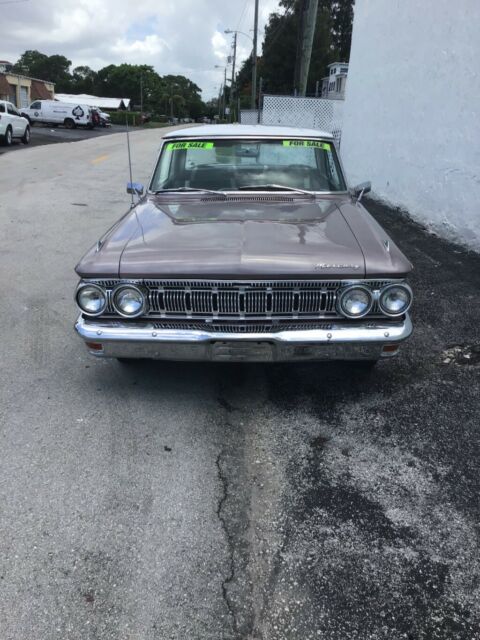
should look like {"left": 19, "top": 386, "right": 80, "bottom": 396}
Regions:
{"left": 0, "top": 129, "right": 479, "bottom": 639}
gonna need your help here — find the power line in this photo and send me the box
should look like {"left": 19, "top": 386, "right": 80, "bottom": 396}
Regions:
{"left": 236, "top": 0, "right": 249, "bottom": 30}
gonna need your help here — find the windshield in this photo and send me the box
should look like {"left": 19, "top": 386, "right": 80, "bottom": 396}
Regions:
{"left": 150, "top": 138, "right": 346, "bottom": 193}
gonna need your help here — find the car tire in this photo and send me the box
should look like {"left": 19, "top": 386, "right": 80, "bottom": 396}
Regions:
{"left": 4, "top": 126, "right": 13, "bottom": 146}
{"left": 64, "top": 118, "right": 75, "bottom": 129}
{"left": 22, "top": 126, "right": 31, "bottom": 144}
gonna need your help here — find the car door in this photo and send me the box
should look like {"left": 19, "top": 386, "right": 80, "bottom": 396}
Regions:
{"left": 7, "top": 103, "right": 25, "bottom": 136}
{"left": 27, "top": 101, "right": 42, "bottom": 123}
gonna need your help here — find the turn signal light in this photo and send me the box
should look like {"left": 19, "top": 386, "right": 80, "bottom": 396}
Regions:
{"left": 86, "top": 342, "right": 103, "bottom": 351}
{"left": 382, "top": 344, "right": 399, "bottom": 353}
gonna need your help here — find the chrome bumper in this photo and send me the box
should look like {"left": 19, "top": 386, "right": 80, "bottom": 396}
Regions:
{"left": 75, "top": 314, "right": 412, "bottom": 362}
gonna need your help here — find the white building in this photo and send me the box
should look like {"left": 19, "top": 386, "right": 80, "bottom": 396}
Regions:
{"left": 321, "top": 62, "right": 349, "bottom": 100}
{"left": 341, "top": 0, "right": 480, "bottom": 251}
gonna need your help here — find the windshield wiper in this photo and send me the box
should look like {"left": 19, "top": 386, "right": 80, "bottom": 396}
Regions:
{"left": 153, "top": 187, "right": 227, "bottom": 197}
{"left": 237, "top": 184, "right": 315, "bottom": 197}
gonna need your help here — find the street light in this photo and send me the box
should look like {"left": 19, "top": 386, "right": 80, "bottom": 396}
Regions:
{"left": 224, "top": 29, "right": 253, "bottom": 43}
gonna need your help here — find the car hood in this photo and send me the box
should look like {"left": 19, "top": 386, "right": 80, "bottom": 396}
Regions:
{"left": 75, "top": 195, "right": 412, "bottom": 280}
{"left": 116, "top": 196, "right": 366, "bottom": 279}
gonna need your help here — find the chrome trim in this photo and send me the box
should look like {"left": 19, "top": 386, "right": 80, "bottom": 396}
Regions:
{"left": 378, "top": 283, "right": 413, "bottom": 318}
{"left": 112, "top": 284, "right": 148, "bottom": 319}
{"left": 337, "top": 285, "right": 374, "bottom": 319}
{"left": 74, "top": 314, "right": 413, "bottom": 362}
{"left": 75, "top": 283, "right": 108, "bottom": 317}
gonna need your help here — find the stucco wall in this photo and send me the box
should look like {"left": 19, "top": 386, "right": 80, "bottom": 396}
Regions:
{"left": 341, "top": 0, "right": 480, "bottom": 251}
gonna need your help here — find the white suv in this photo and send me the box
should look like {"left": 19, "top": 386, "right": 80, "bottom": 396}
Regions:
{"left": 0, "top": 100, "right": 30, "bottom": 146}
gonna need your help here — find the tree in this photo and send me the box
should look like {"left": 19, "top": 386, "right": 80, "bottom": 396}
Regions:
{"left": 11, "top": 49, "right": 209, "bottom": 119}
{"left": 13, "top": 50, "right": 72, "bottom": 90}
{"left": 71, "top": 66, "right": 97, "bottom": 94}
{"left": 235, "top": 0, "right": 354, "bottom": 98}
{"left": 330, "top": 0, "right": 354, "bottom": 61}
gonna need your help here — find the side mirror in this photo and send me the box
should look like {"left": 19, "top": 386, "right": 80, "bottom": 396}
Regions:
{"left": 127, "top": 182, "right": 144, "bottom": 196}
{"left": 350, "top": 181, "right": 371, "bottom": 201}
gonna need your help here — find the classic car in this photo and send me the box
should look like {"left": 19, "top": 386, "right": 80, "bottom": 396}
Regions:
{"left": 74, "top": 124, "right": 413, "bottom": 363}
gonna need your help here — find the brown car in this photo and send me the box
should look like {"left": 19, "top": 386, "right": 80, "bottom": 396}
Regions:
{"left": 74, "top": 125, "right": 413, "bottom": 363}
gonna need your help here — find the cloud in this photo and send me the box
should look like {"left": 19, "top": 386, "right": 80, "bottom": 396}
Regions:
{"left": 1, "top": 0, "right": 282, "bottom": 98}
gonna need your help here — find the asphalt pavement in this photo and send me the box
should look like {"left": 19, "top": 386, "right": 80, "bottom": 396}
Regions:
{"left": 0, "top": 128, "right": 479, "bottom": 640}
{"left": 0, "top": 122, "right": 130, "bottom": 154}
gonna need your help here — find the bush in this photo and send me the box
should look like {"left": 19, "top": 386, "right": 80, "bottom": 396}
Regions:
{"left": 108, "top": 111, "right": 142, "bottom": 126}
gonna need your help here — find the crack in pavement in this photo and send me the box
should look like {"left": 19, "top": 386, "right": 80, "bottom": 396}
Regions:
{"left": 216, "top": 447, "right": 239, "bottom": 638}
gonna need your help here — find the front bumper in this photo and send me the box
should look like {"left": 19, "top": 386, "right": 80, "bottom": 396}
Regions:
{"left": 75, "top": 314, "right": 413, "bottom": 362}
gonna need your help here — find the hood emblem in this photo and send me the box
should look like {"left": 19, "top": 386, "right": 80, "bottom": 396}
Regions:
{"left": 315, "top": 264, "right": 361, "bottom": 270}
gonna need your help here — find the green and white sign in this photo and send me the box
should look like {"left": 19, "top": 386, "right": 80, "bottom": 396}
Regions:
{"left": 282, "top": 140, "right": 331, "bottom": 150}
{"left": 166, "top": 141, "right": 215, "bottom": 151}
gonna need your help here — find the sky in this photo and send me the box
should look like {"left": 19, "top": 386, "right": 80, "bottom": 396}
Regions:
{"left": 1, "top": 0, "right": 282, "bottom": 99}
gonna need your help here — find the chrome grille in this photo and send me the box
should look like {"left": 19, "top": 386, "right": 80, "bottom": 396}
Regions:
{"left": 93, "top": 279, "right": 397, "bottom": 320}
{"left": 150, "top": 321, "right": 336, "bottom": 333}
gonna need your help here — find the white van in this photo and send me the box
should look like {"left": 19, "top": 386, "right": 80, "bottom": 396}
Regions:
{"left": 21, "top": 100, "right": 94, "bottom": 129}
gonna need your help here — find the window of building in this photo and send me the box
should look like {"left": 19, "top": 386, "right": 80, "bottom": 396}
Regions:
{"left": 341, "top": 67, "right": 348, "bottom": 73}
{"left": 8, "top": 84, "right": 17, "bottom": 106}
{"left": 336, "top": 77, "right": 342, "bottom": 92}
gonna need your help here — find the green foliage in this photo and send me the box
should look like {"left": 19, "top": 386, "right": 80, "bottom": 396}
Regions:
{"left": 236, "top": 0, "right": 354, "bottom": 99}
{"left": 11, "top": 51, "right": 209, "bottom": 119}
{"left": 13, "top": 50, "right": 72, "bottom": 90}
{"left": 107, "top": 111, "right": 142, "bottom": 126}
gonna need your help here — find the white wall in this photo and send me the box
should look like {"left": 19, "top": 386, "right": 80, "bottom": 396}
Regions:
{"left": 341, "top": 0, "right": 480, "bottom": 251}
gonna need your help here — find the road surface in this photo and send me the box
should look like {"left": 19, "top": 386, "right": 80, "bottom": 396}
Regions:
{"left": 0, "top": 128, "right": 479, "bottom": 639}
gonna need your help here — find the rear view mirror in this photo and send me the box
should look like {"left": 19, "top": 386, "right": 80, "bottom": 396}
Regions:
{"left": 235, "top": 143, "right": 260, "bottom": 158}
{"left": 127, "top": 182, "right": 144, "bottom": 196}
{"left": 351, "top": 181, "right": 371, "bottom": 201}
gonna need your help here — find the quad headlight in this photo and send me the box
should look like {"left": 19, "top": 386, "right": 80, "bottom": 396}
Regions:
{"left": 112, "top": 284, "right": 147, "bottom": 318}
{"left": 76, "top": 284, "right": 107, "bottom": 316}
{"left": 379, "top": 283, "right": 412, "bottom": 317}
{"left": 337, "top": 285, "right": 373, "bottom": 318}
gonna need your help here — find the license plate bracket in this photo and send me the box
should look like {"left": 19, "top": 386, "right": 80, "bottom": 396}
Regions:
{"left": 211, "top": 341, "right": 274, "bottom": 362}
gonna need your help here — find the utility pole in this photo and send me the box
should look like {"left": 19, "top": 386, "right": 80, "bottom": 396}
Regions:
{"left": 257, "top": 77, "right": 263, "bottom": 123}
{"left": 140, "top": 74, "right": 143, "bottom": 114}
{"left": 296, "top": 0, "right": 319, "bottom": 96}
{"left": 223, "top": 67, "right": 227, "bottom": 119}
{"left": 251, "top": 0, "right": 259, "bottom": 110}
{"left": 230, "top": 31, "right": 237, "bottom": 121}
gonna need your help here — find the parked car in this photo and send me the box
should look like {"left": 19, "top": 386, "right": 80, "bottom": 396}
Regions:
{"left": 97, "top": 109, "right": 111, "bottom": 127}
{"left": 21, "top": 100, "right": 94, "bottom": 129}
{"left": 0, "top": 100, "right": 30, "bottom": 146}
{"left": 74, "top": 124, "right": 413, "bottom": 364}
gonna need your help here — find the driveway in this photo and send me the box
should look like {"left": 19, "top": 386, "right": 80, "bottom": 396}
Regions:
{"left": 0, "top": 128, "right": 479, "bottom": 640}
{"left": 0, "top": 122, "right": 130, "bottom": 154}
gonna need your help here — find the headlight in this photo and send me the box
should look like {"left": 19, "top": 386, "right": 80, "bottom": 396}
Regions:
{"left": 76, "top": 284, "right": 107, "bottom": 316}
{"left": 112, "top": 284, "right": 147, "bottom": 318}
{"left": 337, "top": 285, "right": 373, "bottom": 318}
{"left": 379, "top": 284, "right": 412, "bottom": 317}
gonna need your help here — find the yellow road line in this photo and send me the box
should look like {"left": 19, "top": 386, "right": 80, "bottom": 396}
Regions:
{"left": 91, "top": 154, "right": 109, "bottom": 165}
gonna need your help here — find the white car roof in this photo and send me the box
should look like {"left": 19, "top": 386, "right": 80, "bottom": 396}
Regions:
{"left": 163, "top": 124, "right": 334, "bottom": 140}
